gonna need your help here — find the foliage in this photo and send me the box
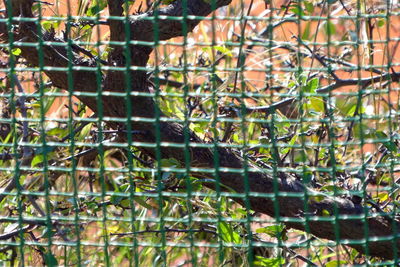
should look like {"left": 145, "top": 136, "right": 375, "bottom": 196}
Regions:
{"left": 0, "top": 0, "right": 399, "bottom": 265}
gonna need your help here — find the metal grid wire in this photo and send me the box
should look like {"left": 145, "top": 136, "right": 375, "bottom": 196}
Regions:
{"left": 0, "top": 0, "right": 400, "bottom": 265}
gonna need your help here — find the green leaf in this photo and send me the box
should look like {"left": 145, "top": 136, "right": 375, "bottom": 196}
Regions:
{"left": 256, "top": 224, "right": 286, "bottom": 240}
{"left": 320, "top": 185, "right": 336, "bottom": 192}
{"left": 217, "top": 221, "right": 241, "bottom": 244}
{"left": 187, "top": 177, "right": 203, "bottom": 191}
{"left": 280, "top": 134, "right": 297, "bottom": 155}
{"left": 87, "top": 0, "right": 108, "bottom": 16}
{"left": 301, "top": 77, "right": 319, "bottom": 93}
{"left": 322, "top": 209, "right": 331, "bottom": 216}
{"left": 376, "top": 192, "right": 389, "bottom": 202}
{"left": 213, "top": 46, "right": 233, "bottom": 57}
{"left": 232, "top": 208, "right": 247, "bottom": 219}
{"left": 46, "top": 127, "right": 68, "bottom": 137}
{"left": 307, "top": 77, "right": 319, "bottom": 92}
{"left": 304, "top": 1, "right": 314, "bottom": 14}
{"left": 253, "top": 256, "right": 285, "bottom": 267}
{"left": 120, "top": 198, "right": 130, "bottom": 208}
{"left": 44, "top": 252, "right": 58, "bottom": 266}
{"left": 310, "top": 195, "right": 325, "bottom": 203}
{"left": 34, "top": 146, "right": 55, "bottom": 155}
{"left": 309, "top": 97, "right": 325, "bottom": 112}
{"left": 353, "top": 123, "right": 375, "bottom": 139}
{"left": 377, "top": 19, "right": 386, "bottom": 28}
{"left": 11, "top": 48, "right": 21, "bottom": 56}
{"left": 110, "top": 195, "right": 123, "bottom": 205}
{"left": 162, "top": 0, "right": 176, "bottom": 4}
{"left": 290, "top": 5, "right": 304, "bottom": 16}
{"left": 31, "top": 154, "right": 44, "bottom": 167}
{"left": 302, "top": 167, "right": 313, "bottom": 184}
{"left": 346, "top": 104, "right": 365, "bottom": 116}
{"left": 161, "top": 172, "right": 171, "bottom": 181}
{"left": 134, "top": 197, "right": 154, "bottom": 210}
{"left": 324, "top": 20, "right": 336, "bottom": 36}
{"left": 375, "top": 131, "right": 397, "bottom": 152}
{"left": 302, "top": 21, "right": 312, "bottom": 41}
{"left": 41, "top": 20, "right": 60, "bottom": 31}
{"left": 325, "top": 260, "right": 347, "bottom": 267}
{"left": 160, "top": 158, "right": 180, "bottom": 168}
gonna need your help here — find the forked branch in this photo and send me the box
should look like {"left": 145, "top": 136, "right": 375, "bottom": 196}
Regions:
{"left": 1, "top": 0, "right": 399, "bottom": 260}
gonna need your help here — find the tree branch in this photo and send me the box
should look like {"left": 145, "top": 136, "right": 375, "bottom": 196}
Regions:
{"left": 2, "top": 0, "right": 399, "bottom": 260}
{"left": 130, "top": 0, "right": 232, "bottom": 42}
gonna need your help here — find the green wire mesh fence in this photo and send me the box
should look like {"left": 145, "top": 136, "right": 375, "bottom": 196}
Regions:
{"left": 0, "top": 0, "right": 400, "bottom": 265}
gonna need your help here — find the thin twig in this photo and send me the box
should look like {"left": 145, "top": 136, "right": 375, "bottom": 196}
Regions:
{"left": 0, "top": 225, "right": 31, "bottom": 240}
{"left": 245, "top": 70, "right": 400, "bottom": 114}
{"left": 232, "top": 0, "right": 255, "bottom": 92}
{"left": 110, "top": 227, "right": 218, "bottom": 236}
{"left": 12, "top": 74, "right": 32, "bottom": 160}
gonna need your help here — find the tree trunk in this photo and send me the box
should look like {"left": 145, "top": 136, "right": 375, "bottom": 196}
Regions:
{"left": 1, "top": 0, "right": 399, "bottom": 259}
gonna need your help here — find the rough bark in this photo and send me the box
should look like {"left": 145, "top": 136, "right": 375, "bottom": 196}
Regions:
{"left": 2, "top": 0, "right": 399, "bottom": 259}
